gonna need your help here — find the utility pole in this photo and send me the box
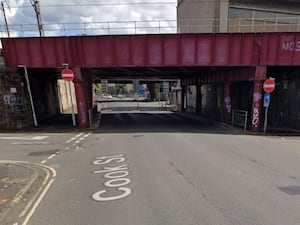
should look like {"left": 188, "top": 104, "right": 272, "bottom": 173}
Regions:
{"left": 30, "top": 0, "right": 44, "bottom": 36}
{"left": 1, "top": 1, "right": 10, "bottom": 37}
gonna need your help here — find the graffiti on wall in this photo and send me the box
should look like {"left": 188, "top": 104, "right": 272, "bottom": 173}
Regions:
{"left": 252, "top": 107, "right": 259, "bottom": 128}
{"left": 2, "top": 94, "right": 25, "bottom": 115}
{"left": 282, "top": 40, "right": 300, "bottom": 52}
{"left": 224, "top": 96, "right": 231, "bottom": 113}
{"left": 251, "top": 92, "right": 262, "bottom": 128}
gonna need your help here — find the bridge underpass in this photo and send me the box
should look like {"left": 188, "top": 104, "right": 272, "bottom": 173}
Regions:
{"left": 2, "top": 33, "right": 300, "bottom": 132}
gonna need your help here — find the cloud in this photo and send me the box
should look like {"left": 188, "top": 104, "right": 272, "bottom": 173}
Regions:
{"left": 3, "top": 0, "right": 176, "bottom": 36}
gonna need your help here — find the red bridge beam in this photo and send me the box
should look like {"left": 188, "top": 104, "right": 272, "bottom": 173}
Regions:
{"left": 3, "top": 32, "right": 300, "bottom": 69}
{"left": 2, "top": 33, "right": 262, "bottom": 68}
{"left": 261, "top": 32, "right": 300, "bottom": 65}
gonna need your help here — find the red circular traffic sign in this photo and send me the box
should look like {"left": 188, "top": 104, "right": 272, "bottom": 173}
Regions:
{"left": 263, "top": 79, "right": 275, "bottom": 93}
{"left": 61, "top": 69, "right": 74, "bottom": 81}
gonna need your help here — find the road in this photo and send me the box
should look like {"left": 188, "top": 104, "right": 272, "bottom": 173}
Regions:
{"left": 1, "top": 102, "right": 300, "bottom": 225}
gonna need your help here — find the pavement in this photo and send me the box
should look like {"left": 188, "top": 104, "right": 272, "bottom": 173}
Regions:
{"left": 0, "top": 161, "right": 55, "bottom": 225}
{"left": 175, "top": 111, "right": 300, "bottom": 136}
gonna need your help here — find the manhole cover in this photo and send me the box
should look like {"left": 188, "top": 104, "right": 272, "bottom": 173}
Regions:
{"left": 133, "top": 135, "right": 144, "bottom": 138}
{"left": 278, "top": 185, "right": 300, "bottom": 196}
{"left": 28, "top": 150, "right": 59, "bottom": 156}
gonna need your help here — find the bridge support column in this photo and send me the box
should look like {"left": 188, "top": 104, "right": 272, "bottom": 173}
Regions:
{"left": 223, "top": 82, "right": 231, "bottom": 122}
{"left": 250, "top": 66, "right": 266, "bottom": 132}
{"left": 73, "top": 68, "right": 89, "bottom": 129}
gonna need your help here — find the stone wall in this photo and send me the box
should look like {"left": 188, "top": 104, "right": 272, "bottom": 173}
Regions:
{"left": 0, "top": 68, "right": 32, "bottom": 129}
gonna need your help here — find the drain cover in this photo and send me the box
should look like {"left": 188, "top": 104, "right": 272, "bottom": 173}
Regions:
{"left": 278, "top": 185, "right": 300, "bottom": 196}
{"left": 28, "top": 150, "right": 59, "bottom": 156}
{"left": 133, "top": 135, "right": 144, "bottom": 138}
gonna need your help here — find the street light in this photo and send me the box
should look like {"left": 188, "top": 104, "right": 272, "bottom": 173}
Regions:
{"left": 18, "top": 65, "right": 38, "bottom": 127}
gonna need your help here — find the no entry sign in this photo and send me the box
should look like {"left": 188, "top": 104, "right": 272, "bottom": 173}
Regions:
{"left": 263, "top": 79, "right": 275, "bottom": 93}
{"left": 62, "top": 69, "right": 74, "bottom": 81}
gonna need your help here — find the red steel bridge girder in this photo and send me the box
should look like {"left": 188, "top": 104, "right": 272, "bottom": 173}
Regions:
{"left": 3, "top": 33, "right": 299, "bottom": 69}
{"left": 181, "top": 66, "right": 267, "bottom": 86}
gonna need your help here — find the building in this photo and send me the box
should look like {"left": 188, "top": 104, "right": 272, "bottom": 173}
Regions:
{"left": 177, "top": 0, "right": 300, "bottom": 33}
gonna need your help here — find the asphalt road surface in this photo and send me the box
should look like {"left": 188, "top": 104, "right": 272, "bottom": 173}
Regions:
{"left": 1, "top": 102, "right": 300, "bottom": 225}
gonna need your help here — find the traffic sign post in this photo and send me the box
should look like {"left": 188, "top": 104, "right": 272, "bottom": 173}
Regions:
{"left": 62, "top": 69, "right": 75, "bottom": 81}
{"left": 61, "top": 68, "right": 76, "bottom": 127}
{"left": 263, "top": 92, "right": 270, "bottom": 107}
{"left": 263, "top": 79, "right": 275, "bottom": 93}
{"left": 263, "top": 79, "right": 275, "bottom": 133}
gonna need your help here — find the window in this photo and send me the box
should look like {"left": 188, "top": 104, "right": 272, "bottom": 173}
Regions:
{"left": 277, "top": 13, "right": 298, "bottom": 24}
{"left": 230, "top": 8, "right": 253, "bottom": 19}
{"left": 254, "top": 10, "right": 276, "bottom": 22}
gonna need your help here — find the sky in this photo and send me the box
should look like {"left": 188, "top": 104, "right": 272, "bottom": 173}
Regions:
{"left": 1, "top": 0, "right": 177, "bottom": 37}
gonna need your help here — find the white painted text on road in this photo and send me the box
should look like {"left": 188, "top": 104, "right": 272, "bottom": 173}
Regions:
{"left": 92, "top": 154, "right": 132, "bottom": 202}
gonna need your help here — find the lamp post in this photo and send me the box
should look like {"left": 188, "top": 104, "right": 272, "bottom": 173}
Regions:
{"left": 18, "top": 65, "right": 38, "bottom": 127}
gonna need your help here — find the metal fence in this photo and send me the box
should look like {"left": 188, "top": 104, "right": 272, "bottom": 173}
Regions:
{"left": 231, "top": 109, "right": 248, "bottom": 131}
{"left": 1, "top": 18, "right": 300, "bottom": 37}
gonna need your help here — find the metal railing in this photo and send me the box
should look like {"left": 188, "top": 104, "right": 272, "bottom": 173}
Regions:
{"left": 231, "top": 109, "right": 248, "bottom": 131}
{"left": 1, "top": 17, "right": 300, "bottom": 38}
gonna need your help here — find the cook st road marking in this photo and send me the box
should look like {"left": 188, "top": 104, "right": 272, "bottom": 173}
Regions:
{"left": 92, "top": 154, "right": 132, "bottom": 202}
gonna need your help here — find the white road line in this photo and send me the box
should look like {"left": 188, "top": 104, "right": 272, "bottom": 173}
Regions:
{"left": 0, "top": 137, "right": 31, "bottom": 140}
{"left": 79, "top": 137, "right": 85, "bottom": 140}
{"left": 49, "top": 167, "right": 57, "bottom": 178}
{"left": 83, "top": 133, "right": 92, "bottom": 138}
{"left": 65, "top": 139, "right": 72, "bottom": 144}
{"left": 0, "top": 136, "right": 48, "bottom": 140}
{"left": 75, "top": 133, "right": 84, "bottom": 138}
{"left": 47, "top": 154, "right": 56, "bottom": 160}
{"left": 19, "top": 199, "right": 34, "bottom": 218}
{"left": 75, "top": 140, "right": 81, "bottom": 144}
{"left": 19, "top": 166, "right": 51, "bottom": 219}
{"left": 21, "top": 178, "right": 54, "bottom": 225}
{"left": 32, "top": 136, "right": 48, "bottom": 140}
{"left": 10, "top": 142, "right": 49, "bottom": 145}
{"left": 41, "top": 160, "right": 47, "bottom": 164}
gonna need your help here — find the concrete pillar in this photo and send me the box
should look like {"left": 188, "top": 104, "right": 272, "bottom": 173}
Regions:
{"left": 219, "top": 0, "right": 229, "bottom": 32}
{"left": 223, "top": 82, "right": 231, "bottom": 122}
{"left": 148, "top": 83, "right": 156, "bottom": 101}
{"left": 83, "top": 73, "right": 93, "bottom": 110}
{"left": 73, "top": 68, "right": 89, "bottom": 129}
{"left": 251, "top": 80, "right": 263, "bottom": 132}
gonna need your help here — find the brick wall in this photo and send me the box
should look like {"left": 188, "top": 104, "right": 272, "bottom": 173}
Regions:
{"left": 0, "top": 68, "right": 32, "bottom": 129}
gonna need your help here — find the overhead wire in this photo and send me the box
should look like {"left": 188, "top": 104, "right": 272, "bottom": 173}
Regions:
{"left": 4, "top": 1, "right": 177, "bottom": 9}
{"left": 3, "top": 0, "right": 238, "bottom": 9}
